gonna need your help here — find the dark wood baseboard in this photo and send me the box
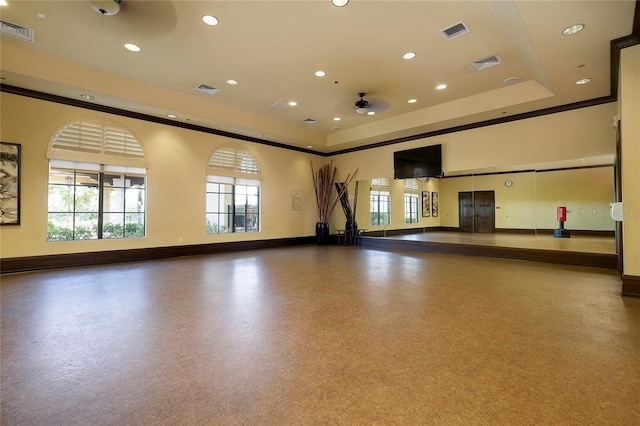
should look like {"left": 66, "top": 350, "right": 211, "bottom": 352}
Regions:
{"left": 359, "top": 237, "right": 618, "bottom": 269}
{"left": 622, "top": 275, "right": 640, "bottom": 298}
{"left": 0, "top": 236, "right": 316, "bottom": 274}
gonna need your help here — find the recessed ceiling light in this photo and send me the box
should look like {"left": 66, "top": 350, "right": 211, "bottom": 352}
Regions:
{"left": 124, "top": 43, "right": 140, "bottom": 52}
{"left": 80, "top": 94, "right": 95, "bottom": 100}
{"left": 306, "top": 145, "right": 313, "bottom": 148}
{"left": 226, "top": 79, "right": 238, "bottom": 85}
{"left": 288, "top": 101, "right": 298, "bottom": 106}
{"left": 562, "top": 24, "right": 584, "bottom": 35}
{"left": 436, "top": 84, "right": 447, "bottom": 90}
{"left": 576, "top": 78, "right": 592, "bottom": 85}
{"left": 367, "top": 111, "right": 375, "bottom": 116}
{"left": 503, "top": 76, "right": 521, "bottom": 84}
{"left": 202, "top": 15, "right": 219, "bottom": 26}
{"left": 408, "top": 98, "right": 418, "bottom": 104}
{"left": 402, "top": 52, "right": 416, "bottom": 60}
{"left": 331, "top": 0, "right": 349, "bottom": 7}
{"left": 0, "top": 1, "right": 8, "bottom": 6}
{"left": 167, "top": 114, "right": 177, "bottom": 119}
{"left": 256, "top": 134, "right": 264, "bottom": 138}
{"left": 333, "top": 117, "right": 341, "bottom": 121}
{"left": 315, "top": 70, "right": 326, "bottom": 77}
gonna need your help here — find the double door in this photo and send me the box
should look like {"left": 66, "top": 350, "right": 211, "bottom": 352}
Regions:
{"left": 459, "top": 191, "right": 495, "bottom": 233}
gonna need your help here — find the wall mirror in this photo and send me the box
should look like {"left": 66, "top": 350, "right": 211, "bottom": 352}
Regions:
{"left": 347, "top": 163, "right": 615, "bottom": 256}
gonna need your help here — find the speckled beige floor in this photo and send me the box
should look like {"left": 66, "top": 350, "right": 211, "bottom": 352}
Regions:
{"left": 2, "top": 246, "right": 639, "bottom": 425}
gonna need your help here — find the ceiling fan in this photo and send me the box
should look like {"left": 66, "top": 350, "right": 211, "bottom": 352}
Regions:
{"left": 354, "top": 92, "right": 390, "bottom": 116}
{"left": 88, "top": 0, "right": 121, "bottom": 16}
{"left": 85, "top": 1, "right": 177, "bottom": 38}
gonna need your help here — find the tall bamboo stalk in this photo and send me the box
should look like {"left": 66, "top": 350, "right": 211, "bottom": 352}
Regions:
{"left": 310, "top": 161, "right": 357, "bottom": 223}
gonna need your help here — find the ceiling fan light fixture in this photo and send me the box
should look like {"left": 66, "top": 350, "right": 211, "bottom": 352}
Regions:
{"left": 88, "top": 0, "right": 121, "bottom": 16}
{"left": 355, "top": 92, "right": 369, "bottom": 114}
{"left": 367, "top": 111, "right": 376, "bottom": 116}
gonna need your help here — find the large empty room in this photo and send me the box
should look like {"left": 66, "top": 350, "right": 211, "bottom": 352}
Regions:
{"left": 1, "top": 1, "right": 640, "bottom": 424}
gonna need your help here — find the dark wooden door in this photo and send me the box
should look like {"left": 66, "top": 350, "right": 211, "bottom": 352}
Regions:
{"left": 459, "top": 191, "right": 495, "bottom": 233}
{"left": 474, "top": 191, "right": 495, "bottom": 233}
{"left": 459, "top": 192, "right": 474, "bottom": 232}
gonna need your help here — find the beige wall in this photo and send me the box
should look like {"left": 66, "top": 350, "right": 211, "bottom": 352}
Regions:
{"left": 0, "top": 93, "right": 321, "bottom": 259}
{"left": 0, "top": 90, "right": 626, "bottom": 260}
{"left": 620, "top": 45, "right": 640, "bottom": 276}
{"left": 331, "top": 103, "right": 617, "bottom": 180}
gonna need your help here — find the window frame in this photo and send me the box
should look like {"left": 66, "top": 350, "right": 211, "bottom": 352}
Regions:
{"left": 206, "top": 176, "right": 260, "bottom": 234}
{"left": 370, "top": 189, "right": 391, "bottom": 226}
{"left": 47, "top": 164, "right": 146, "bottom": 241}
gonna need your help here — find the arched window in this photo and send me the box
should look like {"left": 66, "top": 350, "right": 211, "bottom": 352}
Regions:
{"left": 370, "top": 178, "right": 390, "bottom": 226}
{"left": 404, "top": 179, "right": 419, "bottom": 224}
{"left": 206, "top": 144, "right": 261, "bottom": 234}
{"left": 47, "top": 119, "right": 147, "bottom": 241}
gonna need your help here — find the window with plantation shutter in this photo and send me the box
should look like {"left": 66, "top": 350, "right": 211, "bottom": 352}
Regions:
{"left": 46, "top": 118, "right": 147, "bottom": 242}
{"left": 370, "top": 177, "right": 391, "bottom": 226}
{"left": 404, "top": 178, "right": 418, "bottom": 191}
{"left": 206, "top": 144, "right": 261, "bottom": 234}
{"left": 103, "top": 125, "right": 145, "bottom": 158}
{"left": 371, "top": 177, "right": 390, "bottom": 188}
{"left": 208, "top": 144, "right": 260, "bottom": 175}
{"left": 51, "top": 121, "right": 103, "bottom": 154}
{"left": 48, "top": 118, "right": 146, "bottom": 167}
{"left": 403, "top": 179, "right": 419, "bottom": 223}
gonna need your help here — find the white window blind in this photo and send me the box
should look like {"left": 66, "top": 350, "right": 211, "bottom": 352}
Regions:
{"left": 371, "top": 178, "right": 390, "bottom": 188}
{"left": 52, "top": 121, "right": 102, "bottom": 153}
{"left": 404, "top": 178, "right": 418, "bottom": 191}
{"left": 49, "top": 119, "right": 146, "bottom": 166}
{"left": 103, "top": 125, "right": 145, "bottom": 158}
{"left": 208, "top": 144, "right": 260, "bottom": 175}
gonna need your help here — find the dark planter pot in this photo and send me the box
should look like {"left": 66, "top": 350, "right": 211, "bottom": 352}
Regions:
{"left": 345, "top": 220, "right": 358, "bottom": 245}
{"left": 316, "top": 222, "right": 330, "bottom": 245}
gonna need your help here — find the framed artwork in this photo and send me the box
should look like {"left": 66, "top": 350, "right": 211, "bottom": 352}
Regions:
{"left": 422, "top": 191, "right": 430, "bottom": 217}
{"left": 0, "top": 142, "right": 21, "bottom": 225}
{"left": 431, "top": 191, "right": 439, "bottom": 217}
{"left": 291, "top": 189, "right": 302, "bottom": 211}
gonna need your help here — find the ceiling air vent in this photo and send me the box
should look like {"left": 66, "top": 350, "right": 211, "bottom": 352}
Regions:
{"left": 0, "top": 20, "right": 34, "bottom": 42}
{"left": 194, "top": 84, "right": 220, "bottom": 96}
{"left": 439, "top": 21, "right": 469, "bottom": 40}
{"left": 469, "top": 54, "right": 502, "bottom": 71}
{"left": 269, "top": 101, "right": 288, "bottom": 110}
{"left": 301, "top": 119, "right": 318, "bottom": 125}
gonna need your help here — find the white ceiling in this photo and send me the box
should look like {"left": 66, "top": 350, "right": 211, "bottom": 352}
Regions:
{"left": 0, "top": 0, "right": 636, "bottom": 154}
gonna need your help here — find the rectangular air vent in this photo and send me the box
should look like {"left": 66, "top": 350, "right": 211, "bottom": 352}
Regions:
{"left": 0, "top": 20, "right": 34, "bottom": 42}
{"left": 269, "top": 101, "right": 288, "bottom": 110}
{"left": 439, "top": 21, "right": 469, "bottom": 40}
{"left": 469, "top": 54, "right": 502, "bottom": 71}
{"left": 301, "top": 119, "right": 317, "bottom": 125}
{"left": 194, "top": 84, "right": 220, "bottom": 96}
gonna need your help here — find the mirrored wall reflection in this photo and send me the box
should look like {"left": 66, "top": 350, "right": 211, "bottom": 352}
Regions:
{"left": 349, "top": 165, "right": 616, "bottom": 254}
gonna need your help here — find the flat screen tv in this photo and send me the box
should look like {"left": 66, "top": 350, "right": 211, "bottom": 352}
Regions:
{"left": 393, "top": 144, "right": 442, "bottom": 179}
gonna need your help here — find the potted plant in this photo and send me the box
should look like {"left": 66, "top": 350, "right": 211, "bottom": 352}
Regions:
{"left": 310, "top": 161, "right": 357, "bottom": 244}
